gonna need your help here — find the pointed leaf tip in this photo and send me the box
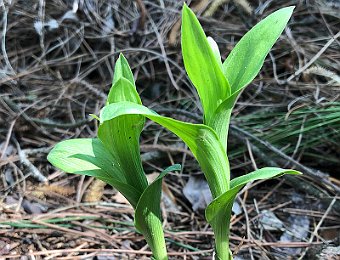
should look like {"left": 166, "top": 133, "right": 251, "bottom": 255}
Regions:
{"left": 182, "top": 2, "right": 189, "bottom": 10}
{"left": 112, "top": 53, "right": 135, "bottom": 89}
{"left": 223, "top": 6, "right": 294, "bottom": 94}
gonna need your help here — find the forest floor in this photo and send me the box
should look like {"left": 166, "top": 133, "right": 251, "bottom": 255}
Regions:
{"left": 0, "top": 0, "right": 339, "bottom": 259}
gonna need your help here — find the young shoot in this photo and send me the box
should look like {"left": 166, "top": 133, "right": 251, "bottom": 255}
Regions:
{"left": 99, "top": 4, "right": 301, "bottom": 260}
{"left": 47, "top": 54, "right": 181, "bottom": 260}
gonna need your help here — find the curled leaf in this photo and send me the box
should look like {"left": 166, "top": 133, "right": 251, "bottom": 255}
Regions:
{"left": 206, "top": 167, "right": 301, "bottom": 225}
{"left": 47, "top": 138, "right": 141, "bottom": 206}
{"left": 135, "top": 164, "right": 181, "bottom": 259}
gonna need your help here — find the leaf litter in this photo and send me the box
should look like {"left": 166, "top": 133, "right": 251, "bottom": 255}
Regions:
{"left": 0, "top": 0, "right": 339, "bottom": 259}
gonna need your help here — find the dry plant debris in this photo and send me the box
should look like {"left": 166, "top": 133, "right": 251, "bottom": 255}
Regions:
{"left": 0, "top": 0, "right": 339, "bottom": 259}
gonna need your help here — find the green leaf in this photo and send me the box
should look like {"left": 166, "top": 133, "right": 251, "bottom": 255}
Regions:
{"left": 206, "top": 167, "right": 301, "bottom": 226}
{"left": 112, "top": 53, "right": 135, "bottom": 88}
{"left": 99, "top": 77, "right": 148, "bottom": 195}
{"left": 135, "top": 164, "right": 181, "bottom": 260}
{"left": 206, "top": 187, "right": 237, "bottom": 260}
{"left": 207, "top": 91, "right": 240, "bottom": 151}
{"left": 230, "top": 167, "right": 301, "bottom": 189}
{"left": 100, "top": 101, "right": 230, "bottom": 198}
{"left": 181, "top": 4, "right": 230, "bottom": 123}
{"left": 47, "top": 138, "right": 141, "bottom": 206}
{"left": 208, "top": 7, "right": 294, "bottom": 151}
{"left": 223, "top": 6, "right": 294, "bottom": 93}
{"left": 206, "top": 167, "right": 301, "bottom": 223}
{"left": 206, "top": 167, "right": 301, "bottom": 259}
{"left": 107, "top": 77, "right": 142, "bottom": 105}
{"left": 47, "top": 138, "right": 124, "bottom": 181}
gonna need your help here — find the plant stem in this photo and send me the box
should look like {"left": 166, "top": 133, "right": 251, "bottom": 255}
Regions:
{"left": 214, "top": 218, "right": 233, "bottom": 260}
{"left": 143, "top": 223, "right": 168, "bottom": 260}
{"left": 213, "top": 203, "right": 233, "bottom": 260}
{"left": 148, "top": 238, "right": 167, "bottom": 260}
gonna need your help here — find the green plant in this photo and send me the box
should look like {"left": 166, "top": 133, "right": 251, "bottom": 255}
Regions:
{"left": 47, "top": 54, "right": 181, "bottom": 260}
{"left": 97, "top": 4, "right": 301, "bottom": 260}
{"left": 48, "top": 4, "right": 301, "bottom": 260}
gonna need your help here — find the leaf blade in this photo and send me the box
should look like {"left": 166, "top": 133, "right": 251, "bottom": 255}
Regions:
{"left": 205, "top": 167, "right": 300, "bottom": 258}
{"left": 230, "top": 167, "right": 301, "bottom": 189}
{"left": 112, "top": 53, "right": 135, "bottom": 88}
{"left": 206, "top": 167, "right": 301, "bottom": 224}
{"left": 223, "top": 6, "right": 294, "bottom": 93}
{"left": 47, "top": 138, "right": 141, "bottom": 206}
{"left": 181, "top": 4, "right": 230, "bottom": 123}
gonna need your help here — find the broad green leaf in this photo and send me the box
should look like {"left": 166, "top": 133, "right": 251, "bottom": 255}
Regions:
{"left": 206, "top": 167, "right": 301, "bottom": 224}
{"left": 112, "top": 53, "right": 135, "bottom": 88}
{"left": 47, "top": 138, "right": 141, "bottom": 206}
{"left": 135, "top": 164, "right": 181, "bottom": 260}
{"left": 100, "top": 101, "right": 230, "bottom": 198}
{"left": 223, "top": 6, "right": 294, "bottom": 93}
{"left": 230, "top": 167, "right": 301, "bottom": 189}
{"left": 99, "top": 77, "right": 148, "bottom": 195}
{"left": 182, "top": 4, "right": 230, "bottom": 123}
{"left": 206, "top": 167, "right": 301, "bottom": 259}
